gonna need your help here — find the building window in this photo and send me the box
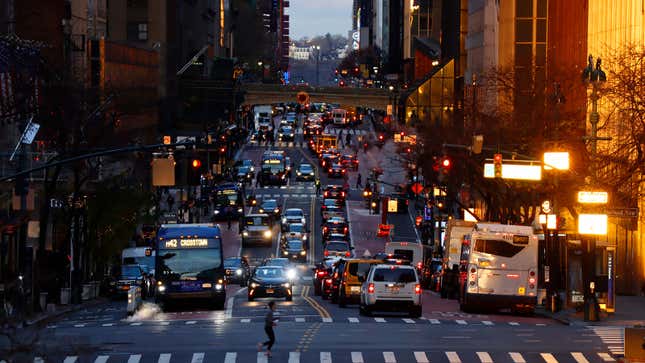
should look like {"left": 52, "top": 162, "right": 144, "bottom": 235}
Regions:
{"left": 127, "top": 22, "right": 148, "bottom": 41}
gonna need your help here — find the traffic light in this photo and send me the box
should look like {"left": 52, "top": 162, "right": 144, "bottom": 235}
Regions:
{"left": 400, "top": 131, "right": 405, "bottom": 138}
{"left": 493, "top": 153, "right": 503, "bottom": 178}
{"left": 440, "top": 157, "right": 451, "bottom": 174}
{"left": 192, "top": 159, "right": 202, "bottom": 169}
{"left": 188, "top": 158, "right": 204, "bottom": 186}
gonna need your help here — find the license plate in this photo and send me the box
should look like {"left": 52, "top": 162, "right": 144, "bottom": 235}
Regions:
{"left": 266, "top": 289, "right": 274, "bottom": 294}
{"left": 350, "top": 286, "right": 360, "bottom": 293}
{"left": 389, "top": 287, "right": 400, "bottom": 294}
{"left": 518, "top": 286, "right": 526, "bottom": 295}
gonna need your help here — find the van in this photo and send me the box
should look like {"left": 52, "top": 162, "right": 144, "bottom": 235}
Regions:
{"left": 359, "top": 264, "right": 422, "bottom": 317}
{"left": 331, "top": 108, "right": 348, "bottom": 126}
{"left": 334, "top": 258, "right": 383, "bottom": 307}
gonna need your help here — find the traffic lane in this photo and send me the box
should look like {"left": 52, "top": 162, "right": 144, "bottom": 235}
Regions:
{"left": 281, "top": 193, "right": 316, "bottom": 266}
{"left": 346, "top": 200, "right": 384, "bottom": 258}
{"left": 387, "top": 208, "right": 419, "bottom": 243}
{"left": 231, "top": 285, "right": 323, "bottom": 321}
{"left": 221, "top": 221, "right": 242, "bottom": 258}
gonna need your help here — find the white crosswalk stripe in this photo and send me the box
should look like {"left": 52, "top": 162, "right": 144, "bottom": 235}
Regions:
{"left": 375, "top": 317, "right": 387, "bottom": 323}
{"left": 572, "top": 352, "right": 590, "bottom": 363}
{"left": 94, "top": 356, "right": 109, "bottom": 363}
{"left": 191, "top": 352, "right": 205, "bottom": 363}
{"left": 456, "top": 319, "right": 467, "bottom": 325}
{"left": 351, "top": 352, "right": 364, "bottom": 363}
{"left": 322, "top": 317, "right": 333, "bottom": 323}
{"left": 186, "top": 320, "right": 197, "bottom": 325}
{"left": 288, "top": 351, "right": 300, "bottom": 363}
{"left": 241, "top": 318, "right": 251, "bottom": 323}
{"left": 348, "top": 317, "right": 359, "bottom": 323}
{"left": 224, "top": 352, "right": 237, "bottom": 363}
{"left": 540, "top": 353, "right": 558, "bottom": 363}
{"left": 127, "top": 354, "right": 141, "bottom": 363}
{"left": 295, "top": 317, "right": 305, "bottom": 322}
{"left": 477, "top": 352, "right": 493, "bottom": 363}
{"left": 130, "top": 322, "right": 142, "bottom": 326}
{"left": 257, "top": 352, "right": 268, "bottom": 363}
{"left": 402, "top": 318, "right": 415, "bottom": 324}
{"left": 414, "top": 351, "right": 429, "bottom": 363}
{"left": 157, "top": 353, "right": 171, "bottom": 363}
{"left": 429, "top": 318, "right": 440, "bottom": 324}
{"left": 446, "top": 351, "right": 462, "bottom": 363}
{"left": 383, "top": 351, "right": 397, "bottom": 363}
{"left": 482, "top": 320, "right": 494, "bottom": 326}
{"left": 63, "top": 357, "right": 78, "bottom": 363}
{"left": 509, "top": 322, "right": 520, "bottom": 326}
{"left": 597, "top": 352, "right": 616, "bottom": 361}
{"left": 320, "top": 351, "right": 332, "bottom": 363}
{"left": 34, "top": 358, "right": 45, "bottom": 363}
{"left": 587, "top": 326, "right": 625, "bottom": 356}
{"left": 509, "top": 352, "right": 527, "bottom": 363}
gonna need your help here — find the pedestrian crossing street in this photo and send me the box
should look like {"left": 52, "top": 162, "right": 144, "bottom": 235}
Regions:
{"left": 50, "top": 316, "right": 553, "bottom": 329}
{"left": 31, "top": 350, "right": 617, "bottom": 363}
{"left": 586, "top": 326, "right": 624, "bottom": 357}
{"left": 249, "top": 127, "right": 369, "bottom": 148}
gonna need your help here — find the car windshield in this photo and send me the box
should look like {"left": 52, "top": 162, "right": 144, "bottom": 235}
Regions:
{"left": 261, "top": 201, "right": 277, "bottom": 209}
{"left": 281, "top": 127, "right": 293, "bottom": 133}
{"left": 255, "top": 267, "right": 284, "bottom": 278}
{"left": 300, "top": 164, "right": 312, "bottom": 172}
{"left": 372, "top": 268, "right": 417, "bottom": 283}
{"left": 326, "top": 242, "right": 348, "bottom": 251}
{"left": 288, "top": 224, "right": 305, "bottom": 233}
{"left": 323, "top": 199, "right": 340, "bottom": 207}
{"left": 158, "top": 245, "right": 222, "bottom": 281}
{"left": 265, "top": 259, "right": 289, "bottom": 267}
{"left": 245, "top": 216, "right": 270, "bottom": 226}
{"left": 223, "top": 258, "right": 241, "bottom": 268}
{"left": 238, "top": 166, "right": 251, "bottom": 173}
{"left": 121, "top": 265, "right": 142, "bottom": 278}
{"left": 285, "top": 210, "right": 303, "bottom": 217}
{"left": 287, "top": 240, "right": 302, "bottom": 249}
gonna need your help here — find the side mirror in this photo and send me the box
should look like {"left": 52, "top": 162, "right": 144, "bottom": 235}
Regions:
{"left": 350, "top": 246, "right": 355, "bottom": 250}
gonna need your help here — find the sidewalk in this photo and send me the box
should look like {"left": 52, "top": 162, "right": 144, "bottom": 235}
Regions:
{"left": 25, "top": 297, "right": 109, "bottom": 328}
{"left": 536, "top": 295, "right": 645, "bottom": 326}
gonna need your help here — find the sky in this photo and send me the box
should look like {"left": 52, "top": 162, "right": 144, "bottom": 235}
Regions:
{"left": 288, "top": 0, "right": 353, "bottom": 40}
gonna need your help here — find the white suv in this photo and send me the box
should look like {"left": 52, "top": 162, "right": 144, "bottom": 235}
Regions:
{"left": 359, "top": 264, "right": 422, "bottom": 317}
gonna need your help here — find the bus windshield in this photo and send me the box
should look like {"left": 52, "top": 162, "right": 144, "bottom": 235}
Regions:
{"left": 158, "top": 243, "right": 222, "bottom": 281}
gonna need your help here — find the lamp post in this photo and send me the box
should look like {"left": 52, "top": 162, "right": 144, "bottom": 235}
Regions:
{"left": 313, "top": 45, "right": 321, "bottom": 86}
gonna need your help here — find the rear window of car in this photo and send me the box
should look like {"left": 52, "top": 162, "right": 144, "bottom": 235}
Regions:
{"left": 393, "top": 249, "right": 414, "bottom": 261}
{"left": 348, "top": 262, "right": 374, "bottom": 277}
{"left": 372, "top": 268, "right": 417, "bottom": 283}
{"left": 326, "top": 242, "right": 348, "bottom": 251}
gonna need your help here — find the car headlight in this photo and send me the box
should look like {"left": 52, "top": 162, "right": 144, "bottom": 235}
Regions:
{"left": 158, "top": 284, "right": 166, "bottom": 293}
{"left": 235, "top": 269, "right": 243, "bottom": 276}
{"left": 297, "top": 172, "right": 302, "bottom": 176}
{"left": 283, "top": 250, "right": 289, "bottom": 256}
{"left": 301, "top": 218, "right": 306, "bottom": 224}
{"left": 258, "top": 208, "right": 264, "bottom": 213}
{"left": 214, "top": 210, "right": 220, "bottom": 215}
{"left": 302, "top": 235, "right": 307, "bottom": 241}
{"left": 250, "top": 167, "right": 255, "bottom": 172}
{"left": 250, "top": 282, "right": 259, "bottom": 288}
{"left": 237, "top": 208, "right": 243, "bottom": 213}
{"left": 242, "top": 231, "right": 249, "bottom": 236}
{"left": 300, "top": 250, "right": 306, "bottom": 256}
{"left": 263, "top": 230, "right": 272, "bottom": 238}
{"left": 282, "top": 282, "right": 291, "bottom": 288}
{"left": 286, "top": 269, "right": 297, "bottom": 280}
{"left": 274, "top": 208, "right": 280, "bottom": 213}
{"left": 282, "top": 217, "right": 287, "bottom": 224}
{"left": 215, "top": 284, "right": 223, "bottom": 290}
{"left": 310, "top": 172, "right": 315, "bottom": 175}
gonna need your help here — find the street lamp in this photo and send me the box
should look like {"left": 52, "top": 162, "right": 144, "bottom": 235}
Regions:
{"left": 313, "top": 45, "right": 321, "bottom": 86}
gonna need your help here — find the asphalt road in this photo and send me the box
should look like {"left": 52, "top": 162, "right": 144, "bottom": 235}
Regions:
{"left": 28, "top": 114, "right": 623, "bottom": 363}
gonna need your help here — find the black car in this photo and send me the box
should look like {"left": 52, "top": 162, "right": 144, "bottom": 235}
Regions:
{"left": 321, "top": 217, "right": 349, "bottom": 239}
{"left": 258, "top": 199, "right": 281, "bottom": 218}
{"left": 248, "top": 266, "right": 293, "bottom": 301}
{"left": 236, "top": 165, "right": 254, "bottom": 183}
{"left": 110, "top": 264, "right": 151, "bottom": 299}
{"left": 278, "top": 126, "right": 295, "bottom": 141}
{"left": 296, "top": 163, "right": 316, "bottom": 181}
{"left": 312, "top": 258, "right": 338, "bottom": 296}
{"left": 326, "top": 163, "right": 346, "bottom": 178}
{"left": 281, "top": 238, "right": 307, "bottom": 262}
{"left": 224, "top": 256, "right": 251, "bottom": 286}
{"left": 323, "top": 185, "right": 347, "bottom": 201}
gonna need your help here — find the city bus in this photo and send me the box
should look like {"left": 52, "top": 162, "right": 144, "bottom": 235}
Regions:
{"left": 211, "top": 182, "right": 245, "bottom": 220}
{"left": 314, "top": 134, "right": 337, "bottom": 155}
{"left": 458, "top": 223, "right": 538, "bottom": 314}
{"left": 155, "top": 224, "right": 226, "bottom": 309}
{"left": 259, "top": 150, "right": 288, "bottom": 186}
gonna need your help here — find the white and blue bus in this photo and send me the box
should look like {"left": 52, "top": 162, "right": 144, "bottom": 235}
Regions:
{"left": 155, "top": 224, "right": 226, "bottom": 309}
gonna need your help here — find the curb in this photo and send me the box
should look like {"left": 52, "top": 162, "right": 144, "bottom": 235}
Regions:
{"left": 25, "top": 297, "right": 109, "bottom": 328}
{"left": 534, "top": 308, "right": 571, "bottom": 325}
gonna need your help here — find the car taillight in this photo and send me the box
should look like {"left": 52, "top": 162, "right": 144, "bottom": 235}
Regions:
{"left": 528, "top": 270, "right": 536, "bottom": 289}
{"left": 415, "top": 284, "right": 421, "bottom": 294}
{"left": 343, "top": 227, "right": 348, "bottom": 233}
{"left": 345, "top": 251, "right": 350, "bottom": 257}
{"left": 317, "top": 271, "right": 327, "bottom": 277}
{"left": 341, "top": 169, "right": 346, "bottom": 173}
{"left": 417, "top": 262, "right": 423, "bottom": 270}
{"left": 368, "top": 283, "right": 375, "bottom": 294}
{"left": 324, "top": 250, "right": 329, "bottom": 256}
{"left": 324, "top": 191, "right": 329, "bottom": 197}
{"left": 341, "top": 191, "right": 345, "bottom": 197}
{"left": 328, "top": 169, "right": 332, "bottom": 173}
{"left": 323, "top": 227, "right": 328, "bottom": 233}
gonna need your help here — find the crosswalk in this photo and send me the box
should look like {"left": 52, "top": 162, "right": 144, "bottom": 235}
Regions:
{"left": 34, "top": 350, "right": 617, "bottom": 363}
{"left": 50, "top": 316, "right": 553, "bottom": 329}
{"left": 586, "top": 326, "right": 624, "bottom": 357}
{"left": 253, "top": 185, "right": 316, "bottom": 199}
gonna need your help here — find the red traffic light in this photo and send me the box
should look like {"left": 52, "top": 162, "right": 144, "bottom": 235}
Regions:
{"left": 442, "top": 158, "right": 451, "bottom": 168}
{"left": 400, "top": 131, "right": 405, "bottom": 137}
{"left": 192, "top": 159, "right": 202, "bottom": 169}
{"left": 415, "top": 215, "right": 423, "bottom": 226}
{"left": 494, "top": 153, "right": 502, "bottom": 163}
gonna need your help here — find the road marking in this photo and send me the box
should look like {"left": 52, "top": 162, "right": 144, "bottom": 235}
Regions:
{"left": 348, "top": 317, "right": 359, "bottom": 323}
{"left": 482, "top": 320, "right": 494, "bottom": 325}
{"left": 351, "top": 352, "right": 364, "bottom": 363}
{"left": 186, "top": 320, "right": 197, "bottom": 325}
{"left": 477, "top": 352, "right": 493, "bottom": 363}
{"left": 226, "top": 297, "right": 235, "bottom": 319}
{"left": 295, "top": 317, "right": 305, "bottom": 322}
{"left": 374, "top": 317, "right": 386, "bottom": 323}
{"left": 157, "top": 353, "right": 171, "bottom": 363}
{"left": 224, "top": 352, "right": 237, "bottom": 363}
{"left": 383, "top": 352, "right": 396, "bottom": 363}
{"left": 130, "top": 322, "right": 142, "bottom": 326}
{"left": 536, "top": 323, "right": 547, "bottom": 326}
{"left": 540, "top": 353, "right": 558, "bottom": 363}
{"left": 241, "top": 318, "right": 251, "bottom": 323}
{"left": 597, "top": 353, "right": 615, "bottom": 362}
{"left": 456, "top": 319, "right": 467, "bottom": 325}
{"left": 288, "top": 352, "right": 300, "bottom": 363}
{"left": 127, "top": 354, "right": 142, "bottom": 363}
{"left": 414, "top": 352, "right": 429, "bottom": 363}
{"left": 63, "top": 357, "right": 78, "bottom": 363}
{"left": 320, "top": 352, "right": 333, "bottom": 363}
{"left": 509, "top": 322, "right": 520, "bottom": 326}
{"left": 94, "top": 356, "right": 109, "bottom": 363}
{"left": 429, "top": 319, "right": 440, "bottom": 324}
{"left": 446, "top": 351, "right": 462, "bottom": 363}
{"left": 322, "top": 317, "right": 333, "bottom": 323}
{"left": 402, "top": 318, "right": 415, "bottom": 324}
{"left": 257, "top": 352, "right": 268, "bottom": 363}
{"left": 509, "top": 352, "right": 526, "bottom": 363}
{"left": 190, "top": 353, "right": 205, "bottom": 363}
{"left": 34, "top": 358, "right": 44, "bottom": 363}
{"left": 101, "top": 323, "right": 114, "bottom": 327}
{"left": 571, "top": 352, "right": 590, "bottom": 363}
{"left": 159, "top": 321, "right": 169, "bottom": 326}
{"left": 73, "top": 324, "right": 86, "bottom": 328}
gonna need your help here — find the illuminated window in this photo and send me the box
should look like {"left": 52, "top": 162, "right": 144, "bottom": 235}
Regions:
{"left": 219, "top": 0, "right": 225, "bottom": 47}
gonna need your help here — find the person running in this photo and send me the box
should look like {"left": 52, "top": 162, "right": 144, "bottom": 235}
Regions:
{"left": 258, "top": 301, "right": 278, "bottom": 357}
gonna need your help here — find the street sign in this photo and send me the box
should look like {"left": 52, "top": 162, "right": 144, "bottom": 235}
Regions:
{"left": 411, "top": 183, "right": 424, "bottom": 195}
{"left": 22, "top": 122, "right": 40, "bottom": 144}
{"left": 606, "top": 207, "right": 639, "bottom": 218}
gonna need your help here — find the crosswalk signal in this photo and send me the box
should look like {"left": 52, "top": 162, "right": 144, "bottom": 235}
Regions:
{"left": 192, "top": 159, "right": 202, "bottom": 169}
{"left": 494, "top": 153, "right": 503, "bottom": 178}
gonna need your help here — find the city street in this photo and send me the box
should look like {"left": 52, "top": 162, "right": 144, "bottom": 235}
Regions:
{"left": 30, "top": 119, "right": 621, "bottom": 363}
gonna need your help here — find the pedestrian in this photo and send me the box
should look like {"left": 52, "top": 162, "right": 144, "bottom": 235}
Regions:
{"left": 257, "top": 301, "right": 278, "bottom": 357}
{"left": 226, "top": 207, "right": 233, "bottom": 230}
{"left": 166, "top": 194, "right": 175, "bottom": 211}
{"left": 315, "top": 178, "right": 321, "bottom": 196}
{"left": 345, "top": 133, "right": 351, "bottom": 148}
{"left": 356, "top": 173, "right": 362, "bottom": 189}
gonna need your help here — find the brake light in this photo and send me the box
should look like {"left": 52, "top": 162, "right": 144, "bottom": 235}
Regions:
{"left": 341, "top": 169, "right": 346, "bottom": 173}
{"left": 417, "top": 262, "right": 423, "bottom": 270}
{"left": 415, "top": 284, "right": 421, "bottom": 294}
{"left": 506, "top": 274, "right": 520, "bottom": 279}
{"left": 317, "top": 271, "right": 327, "bottom": 277}
{"left": 324, "top": 250, "right": 329, "bottom": 256}
{"left": 323, "top": 226, "right": 328, "bottom": 233}
{"left": 345, "top": 251, "right": 351, "bottom": 257}
{"left": 341, "top": 191, "right": 345, "bottom": 197}
{"left": 328, "top": 168, "right": 332, "bottom": 173}
{"left": 368, "top": 283, "right": 375, "bottom": 294}
{"left": 324, "top": 191, "right": 329, "bottom": 197}
{"left": 343, "top": 227, "right": 348, "bottom": 233}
